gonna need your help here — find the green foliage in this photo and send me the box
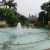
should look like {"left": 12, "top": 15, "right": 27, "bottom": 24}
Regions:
{"left": 0, "top": 0, "right": 17, "bottom": 13}
{"left": 48, "top": 13, "right": 50, "bottom": 21}
{"left": 41, "top": 1, "right": 50, "bottom": 22}
{"left": 41, "top": 1, "right": 50, "bottom": 12}
{"left": 38, "top": 1, "right": 50, "bottom": 27}
{"left": 7, "top": 0, "right": 17, "bottom": 9}
{"left": 34, "top": 21, "right": 42, "bottom": 27}
{"left": 38, "top": 11, "right": 45, "bottom": 22}
{"left": 5, "top": 8, "right": 18, "bottom": 26}
{"left": 38, "top": 11, "right": 48, "bottom": 25}
{"left": 19, "top": 15, "right": 27, "bottom": 25}
{"left": 0, "top": 8, "right": 18, "bottom": 26}
{"left": 0, "top": 8, "right": 5, "bottom": 20}
{"left": 45, "top": 25, "right": 50, "bottom": 29}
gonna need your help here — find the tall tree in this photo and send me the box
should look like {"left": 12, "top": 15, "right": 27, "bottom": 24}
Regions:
{"left": 38, "top": 11, "right": 47, "bottom": 25}
{"left": 2, "top": 0, "right": 8, "bottom": 8}
{"left": 7, "top": 0, "right": 17, "bottom": 9}
{"left": 0, "top": 0, "right": 17, "bottom": 9}
{"left": 41, "top": 1, "right": 50, "bottom": 12}
{"left": 0, "top": 0, "right": 5, "bottom": 7}
{"left": 41, "top": 1, "right": 50, "bottom": 21}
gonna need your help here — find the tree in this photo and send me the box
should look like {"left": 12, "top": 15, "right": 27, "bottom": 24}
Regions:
{"left": 7, "top": 0, "right": 17, "bottom": 9}
{"left": 19, "top": 15, "right": 27, "bottom": 25}
{"left": 0, "top": 0, "right": 17, "bottom": 15}
{"left": 0, "top": 0, "right": 5, "bottom": 8}
{"left": 0, "top": 8, "right": 18, "bottom": 26}
{"left": 41, "top": 1, "right": 50, "bottom": 12}
{"left": 2, "top": 0, "right": 8, "bottom": 8}
{"left": 48, "top": 13, "right": 50, "bottom": 21}
{"left": 41, "top": 1, "right": 50, "bottom": 23}
{"left": 0, "top": 0, "right": 17, "bottom": 9}
{"left": 38, "top": 11, "right": 47, "bottom": 25}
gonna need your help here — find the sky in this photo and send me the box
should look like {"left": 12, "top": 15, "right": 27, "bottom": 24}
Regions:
{"left": 15, "top": 0, "right": 48, "bottom": 17}
{"left": 0, "top": 0, "right": 48, "bottom": 17}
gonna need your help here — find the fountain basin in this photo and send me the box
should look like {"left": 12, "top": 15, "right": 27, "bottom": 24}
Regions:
{"left": 0, "top": 27, "right": 50, "bottom": 50}
{"left": 0, "top": 28, "right": 48, "bottom": 44}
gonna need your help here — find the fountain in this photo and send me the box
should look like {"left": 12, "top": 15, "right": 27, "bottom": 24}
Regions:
{"left": 16, "top": 22, "right": 22, "bottom": 30}
{"left": 11, "top": 22, "right": 48, "bottom": 44}
{"left": 15, "top": 22, "right": 23, "bottom": 35}
{"left": 0, "top": 22, "right": 50, "bottom": 50}
{"left": 0, "top": 22, "right": 48, "bottom": 43}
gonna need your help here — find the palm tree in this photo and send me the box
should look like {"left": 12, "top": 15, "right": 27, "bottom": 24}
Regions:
{"left": 2, "top": 0, "right": 8, "bottom": 8}
{"left": 0, "top": 0, "right": 5, "bottom": 7}
{"left": 7, "top": 0, "right": 17, "bottom": 9}
{"left": 1, "top": 0, "right": 17, "bottom": 9}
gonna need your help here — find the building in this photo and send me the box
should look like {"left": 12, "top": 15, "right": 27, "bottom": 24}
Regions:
{"left": 27, "top": 14, "right": 37, "bottom": 27}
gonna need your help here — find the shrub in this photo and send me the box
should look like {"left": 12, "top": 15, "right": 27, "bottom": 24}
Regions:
{"left": 0, "top": 21, "right": 7, "bottom": 27}
{"left": 45, "top": 25, "right": 50, "bottom": 29}
{"left": 19, "top": 15, "right": 27, "bottom": 26}
{"left": 48, "top": 13, "right": 50, "bottom": 21}
{"left": 0, "top": 8, "right": 18, "bottom": 26}
{"left": 34, "top": 21, "right": 42, "bottom": 27}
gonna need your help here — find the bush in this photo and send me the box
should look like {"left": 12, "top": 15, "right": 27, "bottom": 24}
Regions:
{"left": 0, "top": 8, "right": 18, "bottom": 26}
{"left": 19, "top": 15, "right": 27, "bottom": 26}
{"left": 34, "top": 21, "right": 42, "bottom": 27}
{"left": 45, "top": 25, "right": 50, "bottom": 29}
{"left": 48, "top": 13, "right": 50, "bottom": 21}
{"left": 0, "top": 21, "right": 7, "bottom": 27}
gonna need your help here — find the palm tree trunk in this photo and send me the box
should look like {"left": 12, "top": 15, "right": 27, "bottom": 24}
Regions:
{"left": 9, "top": 6, "right": 11, "bottom": 8}
{"left": 5, "top": 0, "right": 7, "bottom": 8}
{"left": 6, "top": 4, "right": 7, "bottom": 8}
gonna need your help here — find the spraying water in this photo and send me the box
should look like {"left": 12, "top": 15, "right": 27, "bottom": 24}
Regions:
{"left": 16, "top": 22, "right": 22, "bottom": 31}
{"left": 15, "top": 22, "right": 23, "bottom": 35}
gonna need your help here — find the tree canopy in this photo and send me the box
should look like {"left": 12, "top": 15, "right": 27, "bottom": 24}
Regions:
{"left": 41, "top": 1, "right": 50, "bottom": 12}
{"left": 38, "top": 11, "right": 48, "bottom": 25}
{"left": 0, "top": 0, "right": 17, "bottom": 10}
{"left": 0, "top": 8, "right": 18, "bottom": 26}
{"left": 38, "top": 1, "right": 50, "bottom": 26}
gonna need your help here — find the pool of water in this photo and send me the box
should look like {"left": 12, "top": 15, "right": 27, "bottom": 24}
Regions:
{"left": 0, "top": 28, "right": 50, "bottom": 50}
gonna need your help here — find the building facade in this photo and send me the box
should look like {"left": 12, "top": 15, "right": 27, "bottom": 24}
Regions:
{"left": 27, "top": 14, "right": 37, "bottom": 27}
